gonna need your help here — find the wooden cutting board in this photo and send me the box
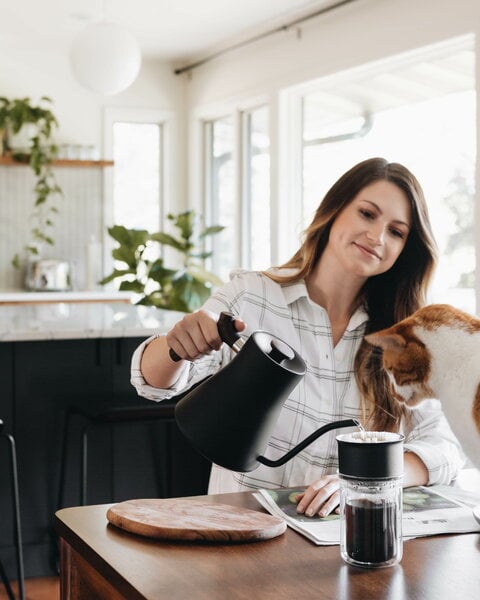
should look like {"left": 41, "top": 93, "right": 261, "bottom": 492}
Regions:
{"left": 106, "top": 498, "right": 286, "bottom": 543}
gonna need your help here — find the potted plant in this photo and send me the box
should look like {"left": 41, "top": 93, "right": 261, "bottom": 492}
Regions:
{"left": 100, "top": 210, "right": 225, "bottom": 312}
{"left": 0, "top": 96, "right": 63, "bottom": 267}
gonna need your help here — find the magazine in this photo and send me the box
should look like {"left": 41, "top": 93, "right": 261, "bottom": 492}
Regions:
{"left": 253, "top": 485, "right": 480, "bottom": 546}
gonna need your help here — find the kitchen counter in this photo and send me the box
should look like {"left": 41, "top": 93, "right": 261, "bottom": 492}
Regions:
{"left": 0, "top": 300, "right": 209, "bottom": 580}
{"left": 0, "top": 290, "right": 134, "bottom": 304}
{"left": 0, "top": 300, "right": 186, "bottom": 341}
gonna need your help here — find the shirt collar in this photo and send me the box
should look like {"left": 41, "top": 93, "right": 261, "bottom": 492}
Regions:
{"left": 265, "top": 268, "right": 309, "bottom": 306}
{"left": 270, "top": 268, "right": 369, "bottom": 331}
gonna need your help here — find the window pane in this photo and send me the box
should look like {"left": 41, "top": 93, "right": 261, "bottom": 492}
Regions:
{"left": 113, "top": 122, "right": 161, "bottom": 230}
{"left": 302, "top": 57, "right": 476, "bottom": 313}
{"left": 246, "top": 107, "right": 271, "bottom": 270}
{"left": 206, "top": 117, "right": 235, "bottom": 281}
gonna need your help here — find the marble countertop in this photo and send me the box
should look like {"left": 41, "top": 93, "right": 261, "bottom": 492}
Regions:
{"left": 0, "top": 290, "right": 134, "bottom": 303}
{"left": 0, "top": 301, "right": 186, "bottom": 342}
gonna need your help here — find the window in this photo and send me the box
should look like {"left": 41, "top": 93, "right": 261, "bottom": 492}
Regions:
{"left": 243, "top": 106, "right": 271, "bottom": 270}
{"left": 204, "top": 116, "right": 235, "bottom": 282}
{"left": 298, "top": 40, "right": 476, "bottom": 312}
{"left": 112, "top": 122, "right": 163, "bottom": 230}
{"left": 103, "top": 107, "right": 172, "bottom": 278}
{"left": 204, "top": 106, "right": 271, "bottom": 282}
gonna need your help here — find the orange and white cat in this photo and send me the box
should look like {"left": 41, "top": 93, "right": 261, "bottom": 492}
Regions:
{"left": 365, "top": 304, "right": 480, "bottom": 468}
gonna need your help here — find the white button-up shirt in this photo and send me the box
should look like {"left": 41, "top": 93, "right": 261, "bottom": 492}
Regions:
{"left": 131, "top": 269, "right": 464, "bottom": 493}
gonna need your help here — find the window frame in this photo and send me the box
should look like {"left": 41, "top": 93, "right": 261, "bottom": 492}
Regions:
{"left": 194, "top": 95, "right": 272, "bottom": 276}
{"left": 102, "top": 106, "right": 176, "bottom": 275}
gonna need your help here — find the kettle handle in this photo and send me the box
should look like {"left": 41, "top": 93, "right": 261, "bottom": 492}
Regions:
{"left": 169, "top": 311, "right": 241, "bottom": 362}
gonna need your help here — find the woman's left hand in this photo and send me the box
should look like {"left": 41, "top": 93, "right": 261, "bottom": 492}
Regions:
{"left": 295, "top": 474, "right": 341, "bottom": 517}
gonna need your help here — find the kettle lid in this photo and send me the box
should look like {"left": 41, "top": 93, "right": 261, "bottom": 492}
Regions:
{"left": 251, "top": 331, "right": 306, "bottom": 375}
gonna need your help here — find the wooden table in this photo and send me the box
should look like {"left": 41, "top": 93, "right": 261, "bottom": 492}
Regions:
{"left": 54, "top": 488, "right": 480, "bottom": 600}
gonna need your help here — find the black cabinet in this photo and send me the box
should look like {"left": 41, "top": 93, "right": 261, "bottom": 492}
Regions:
{"left": 0, "top": 342, "right": 16, "bottom": 579}
{"left": 0, "top": 337, "right": 211, "bottom": 578}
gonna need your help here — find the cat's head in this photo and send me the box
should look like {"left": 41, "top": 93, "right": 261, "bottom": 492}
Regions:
{"left": 364, "top": 307, "right": 442, "bottom": 407}
{"left": 365, "top": 303, "right": 480, "bottom": 407}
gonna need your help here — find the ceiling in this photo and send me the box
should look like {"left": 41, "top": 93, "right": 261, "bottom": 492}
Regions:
{"left": 0, "top": 0, "right": 341, "bottom": 64}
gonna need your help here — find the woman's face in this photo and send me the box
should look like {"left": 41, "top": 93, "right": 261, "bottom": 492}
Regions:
{"left": 325, "top": 179, "right": 412, "bottom": 280}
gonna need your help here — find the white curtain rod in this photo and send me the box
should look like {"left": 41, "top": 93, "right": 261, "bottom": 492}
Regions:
{"left": 174, "top": 0, "right": 360, "bottom": 75}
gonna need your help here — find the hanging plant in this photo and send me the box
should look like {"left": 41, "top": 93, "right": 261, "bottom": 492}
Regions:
{"left": 100, "top": 210, "right": 225, "bottom": 312}
{"left": 0, "top": 96, "right": 63, "bottom": 267}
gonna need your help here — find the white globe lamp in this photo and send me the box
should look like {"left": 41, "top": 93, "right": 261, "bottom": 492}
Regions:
{"left": 70, "top": 21, "right": 142, "bottom": 95}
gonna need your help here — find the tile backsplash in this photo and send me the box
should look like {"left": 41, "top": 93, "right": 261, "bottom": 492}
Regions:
{"left": 0, "top": 165, "right": 105, "bottom": 290}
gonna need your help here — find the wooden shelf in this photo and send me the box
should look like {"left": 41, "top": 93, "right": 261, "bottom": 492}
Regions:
{"left": 0, "top": 155, "right": 113, "bottom": 167}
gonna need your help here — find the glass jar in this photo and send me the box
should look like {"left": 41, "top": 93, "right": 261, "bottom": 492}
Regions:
{"left": 337, "top": 431, "right": 404, "bottom": 568}
{"left": 340, "top": 475, "right": 403, "bottom": 568}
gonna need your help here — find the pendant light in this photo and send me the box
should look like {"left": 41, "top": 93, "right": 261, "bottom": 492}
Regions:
{"left": 69, "top": 2, "right": 141, "bottom": 95}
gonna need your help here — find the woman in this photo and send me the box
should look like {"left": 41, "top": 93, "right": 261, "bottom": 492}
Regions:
{"left": 132, "top": 157, "right": 464, "bottom": 517}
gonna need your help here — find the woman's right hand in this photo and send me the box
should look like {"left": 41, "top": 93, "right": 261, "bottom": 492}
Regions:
{"left": 166, "top": 310, "right": 246, "bottom": 362}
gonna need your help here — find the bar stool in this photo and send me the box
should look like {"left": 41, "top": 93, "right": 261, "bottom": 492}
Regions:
{"left": 56, "top": 401, "right": 177, "bottom": 509}
{"left": 0, "top": 419, "right": 25, "bottom": 600}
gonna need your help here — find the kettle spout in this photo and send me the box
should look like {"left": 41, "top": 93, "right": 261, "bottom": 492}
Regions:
{"left": 256, "top": 419, "right": 360, "bottom": 468}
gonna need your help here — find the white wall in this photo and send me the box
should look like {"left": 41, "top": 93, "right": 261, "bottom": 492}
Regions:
{"left": 0, "top": 46, "right": 183, "bottom": 149}
{"left": 184, "top": 0, "right": 479, "bottom": 106}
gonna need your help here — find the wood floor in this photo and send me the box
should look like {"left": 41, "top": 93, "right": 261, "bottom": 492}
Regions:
{"left": 0, "top": 577, "right": 59, "bottom": 600}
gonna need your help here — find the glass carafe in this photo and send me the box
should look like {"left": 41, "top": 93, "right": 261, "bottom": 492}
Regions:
{"left": 337, "top": 431, "right": 404, "bottom": 568}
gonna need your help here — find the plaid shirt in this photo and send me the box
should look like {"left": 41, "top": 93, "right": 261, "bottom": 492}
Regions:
{"left": 131, "top": 269, "right": 464, "bottom": 492}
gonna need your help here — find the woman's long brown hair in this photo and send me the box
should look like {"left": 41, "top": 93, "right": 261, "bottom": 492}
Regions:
{"left": 266, "top": 157, "right": 438, "bottom": 431}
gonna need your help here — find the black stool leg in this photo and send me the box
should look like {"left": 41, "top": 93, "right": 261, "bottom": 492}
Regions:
{"left": 1, "top": 432, "right": 25, "bottom": 600}
{"left": 81, "top": 422, "right": 90, "bottom": 506}
{"left": 0, "top": 559, "right": 16, "bottom": 600}
{"left": 56, "top": 408, "right": 72, "bottom": 511}
{"left": 165, "top": 422, "right": 173, "bottom": 497}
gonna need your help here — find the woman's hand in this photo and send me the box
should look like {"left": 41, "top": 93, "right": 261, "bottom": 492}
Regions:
{"left": 295, "top": 474, "right": 341, "bottom": 517}
{"left": 166, "top": 309, "right": 245, "bottom": 362}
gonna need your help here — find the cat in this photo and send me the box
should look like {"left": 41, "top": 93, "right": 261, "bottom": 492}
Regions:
{"left": 364, "top": 304, "right": 480, "bottom": 468}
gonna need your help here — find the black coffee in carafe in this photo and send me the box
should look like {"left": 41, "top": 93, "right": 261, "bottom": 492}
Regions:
{"left": 345, "top": 497, "right": 399, "bottom": 564}
{"left": 337, "top": 430, "right": 404, "bottom": 568}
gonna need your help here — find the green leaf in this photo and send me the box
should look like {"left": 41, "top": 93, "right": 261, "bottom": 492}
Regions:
{"left": 199, "top": 225, "right": 225, "bottom": 238}
{"left": 112, "top": 246, "right": 138, "bottom": 269}
{"left": 119, "top": 280, "right": 145, "bottom": 293}
{"left": 167, "top": 272, "right": 212, "bottom": 312}
{"left": 172, "top": 210, "right": 195, "bottom": 240}
{"left": 189, "top": 251, "right": 213, "bottom": 260}
{"left": 98, "top": 269, "right": 135, "bottom": 285}
{"left": 148, "top": 260, "right": 178, "bottom": 285}
{"left": 11, "top": 254, "right": 21, "bottom": 269}
{"left": 150, "top": 231, "right": 185, "bottom": 251}
{"left": 108, "top": 225, "right": 149, "bottom": 248}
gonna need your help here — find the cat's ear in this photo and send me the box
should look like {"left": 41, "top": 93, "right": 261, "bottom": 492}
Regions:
{"left": 364, "top": 332, "right": 407, "bottom": 351}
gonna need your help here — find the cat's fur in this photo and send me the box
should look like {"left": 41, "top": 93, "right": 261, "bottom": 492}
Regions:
{"left": 365, "top": 304, "right": 480, "bottom": 468}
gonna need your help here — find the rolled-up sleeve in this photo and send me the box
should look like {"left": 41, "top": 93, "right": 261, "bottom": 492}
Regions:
{"left": 131, "top": 333, "right": 233, "bottom": 402}
{"left": 403, "top": 399, "right": 466, "bottom": 485}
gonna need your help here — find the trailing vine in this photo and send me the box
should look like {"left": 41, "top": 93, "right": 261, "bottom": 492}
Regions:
{"left": 0, "top": 96, "right": 63, "bottom": 267}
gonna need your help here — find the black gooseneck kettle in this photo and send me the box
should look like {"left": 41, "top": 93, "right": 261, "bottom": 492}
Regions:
{"left": 172, "top": 312, "right": 359, "bottom": 472}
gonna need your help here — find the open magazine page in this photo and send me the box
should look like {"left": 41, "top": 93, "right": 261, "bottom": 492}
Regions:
{"left": 253, "top": 485, "right": 480, "bottom": 546}
{"left": 253, "top": 488, "right": 340, "bottom": 545}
